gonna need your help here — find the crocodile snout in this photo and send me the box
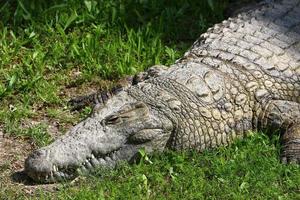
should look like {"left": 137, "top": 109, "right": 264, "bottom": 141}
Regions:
{"left": 25, "top": 149, "right": 53, "bottom": 181}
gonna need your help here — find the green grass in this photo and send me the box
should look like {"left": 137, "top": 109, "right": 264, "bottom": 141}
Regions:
{"left": 0, "top": 0, "right": 226, "bottom": 145}
{"left": 60, "top": 134, "right": 300, "bottom": 200}
{"left": 0, "top": 0, "right": 299, "bottom": 199}
{"left": 8, "top": 134, "right": 300, "bottom": 199}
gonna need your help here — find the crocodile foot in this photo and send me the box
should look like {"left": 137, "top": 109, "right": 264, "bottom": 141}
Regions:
{"left": 281, "top": 124, "right": 300, "bottom": 164}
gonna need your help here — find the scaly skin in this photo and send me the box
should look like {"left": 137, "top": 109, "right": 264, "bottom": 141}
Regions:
{"left": 25, "top": 0, "right": 300, "bottom": 183}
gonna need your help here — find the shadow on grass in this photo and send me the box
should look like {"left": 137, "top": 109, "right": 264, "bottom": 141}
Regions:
{"left": 11, "top": 170, "right": 37, "bottom": 186}
{"left": 0, "top": 0, "right": 227, "bottom": 45}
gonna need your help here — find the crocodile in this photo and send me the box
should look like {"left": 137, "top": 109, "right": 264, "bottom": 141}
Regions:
{"left": 25, "top": 0, "right": 300, "bottom": 183}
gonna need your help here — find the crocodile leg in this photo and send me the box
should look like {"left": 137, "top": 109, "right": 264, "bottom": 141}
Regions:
{"left": 68, "top": 65, "right": 168, "bottom": 111}
{"left": 281, "top": 124, "right": 300, "bottom": 164}
{"left": 260, "top": 100, "right": 300, "bottom": 164}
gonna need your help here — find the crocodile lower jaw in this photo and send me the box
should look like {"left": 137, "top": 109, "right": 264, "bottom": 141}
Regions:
{"left": 28, "top": 149, "right": 120, "bottom": 183}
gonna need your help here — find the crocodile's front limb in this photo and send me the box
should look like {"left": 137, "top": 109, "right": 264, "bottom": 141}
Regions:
{"left": 282, "top": 124, "right": 300, "bottom": 163}
{"left": 260, "top": 100, "right": 300, "bottom": 163}
{"left": 68, "top": 65, "right": 168, "bottom": 111}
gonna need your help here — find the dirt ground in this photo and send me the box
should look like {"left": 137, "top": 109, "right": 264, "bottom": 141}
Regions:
{"left": 0, "top": 79, "right": 116, "bottom": 196}
{"left": 0, "top": 129, "right": 61, "bottom": 196}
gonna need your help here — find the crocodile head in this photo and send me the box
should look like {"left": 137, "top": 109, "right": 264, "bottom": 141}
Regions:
{"left": 25, "top": 91, "right": 173, "bottom": 183}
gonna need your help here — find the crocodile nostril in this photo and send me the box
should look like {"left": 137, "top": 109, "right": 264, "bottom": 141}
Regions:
{"left": 25, "top": 149, "right": 52, "bottom": 180}
{"left": 31, "top": 149, "right": 47, "bottom": 158}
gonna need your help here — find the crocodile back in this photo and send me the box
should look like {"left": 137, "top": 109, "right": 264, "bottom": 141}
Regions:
{"left": 128, "top": 0, "right": 300, "bottom": 151}
{"left": 183, "top": 0, "right": 300, "bottom": 103}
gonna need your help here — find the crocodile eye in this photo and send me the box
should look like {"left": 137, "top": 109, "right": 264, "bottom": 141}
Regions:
{"left": 105, "top": 114, "right": 121, "bottom": 125}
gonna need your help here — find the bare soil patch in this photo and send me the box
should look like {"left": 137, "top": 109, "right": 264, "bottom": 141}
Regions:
{"left": 0, "top": 129, "right": 61, "bottom": 197}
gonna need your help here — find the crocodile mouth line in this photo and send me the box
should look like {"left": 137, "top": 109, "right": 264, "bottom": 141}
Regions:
{"left": 30, "top": 148, "right": 120, "bottom": 183}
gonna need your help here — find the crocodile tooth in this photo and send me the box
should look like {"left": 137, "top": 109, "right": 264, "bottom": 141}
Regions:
{"left": 111, "top": 153, "right": 116, "bottom": 160}
{"left": 54, "top": 171, "right": 61, "bottom": 179}
{"left": 91, "top": 157, "right": 99, "bottom": 166}
{"left": 104, "top": 156, "right": 111, "bottom": 162}
{"left": 80, "top": 165, "right": 88, "bottom": 173}
{"left": 98, "top": 158, "right": 106, "bottom": 165}
{"left": 85, "top": 160, "right": 93, "bottom": 169}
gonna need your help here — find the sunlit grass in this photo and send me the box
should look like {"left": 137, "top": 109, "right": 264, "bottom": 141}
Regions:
{"left": 1, "top": 0, "right": 299, "bottom": 199}
{"left": 0, "top": 0, "right": 226, "bottom": 144}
